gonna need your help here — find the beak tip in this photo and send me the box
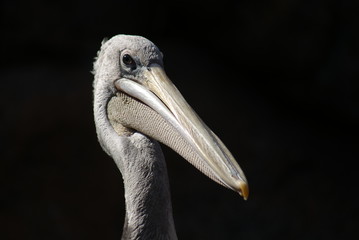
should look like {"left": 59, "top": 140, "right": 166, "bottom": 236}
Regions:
{"left": 237, "top": 181, "right": 249, "bottom": 200}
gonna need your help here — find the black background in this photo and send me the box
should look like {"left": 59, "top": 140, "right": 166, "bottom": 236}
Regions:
{"left": 1, "top": 0, "right": 357, "bottom": 239}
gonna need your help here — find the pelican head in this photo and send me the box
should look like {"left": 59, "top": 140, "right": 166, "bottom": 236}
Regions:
{"left": 93, "top": 34, "right": 248, "bottom": 199}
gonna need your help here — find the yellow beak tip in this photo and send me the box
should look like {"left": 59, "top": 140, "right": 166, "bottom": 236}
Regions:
{"left": 237, "top": 181, "right": 249, "bottom": 200}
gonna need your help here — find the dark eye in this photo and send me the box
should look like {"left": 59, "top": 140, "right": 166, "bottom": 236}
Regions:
{"left": 122, "top": 54, "right": 136, "bottom": 68}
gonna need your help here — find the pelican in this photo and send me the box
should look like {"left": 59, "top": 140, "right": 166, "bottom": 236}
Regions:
{"left": 93, "top": 34, "right": 248, "bottom": 239}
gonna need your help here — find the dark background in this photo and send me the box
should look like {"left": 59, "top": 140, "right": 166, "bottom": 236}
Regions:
{"left": 0, "top": 0, "right": 357, "bottom": 239}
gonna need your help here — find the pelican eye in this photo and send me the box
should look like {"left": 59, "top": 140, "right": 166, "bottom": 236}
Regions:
{"left": 122, "top": 54, "right": 136, "bottom": 69}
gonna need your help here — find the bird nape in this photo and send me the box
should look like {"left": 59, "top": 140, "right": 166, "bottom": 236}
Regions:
{"left": 93, "top": 34, "right": 248, "bottom": 240}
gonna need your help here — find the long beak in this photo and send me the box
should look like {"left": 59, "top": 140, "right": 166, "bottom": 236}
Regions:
{"left": 115, "top": 64, "right": 248, "bottom": 199}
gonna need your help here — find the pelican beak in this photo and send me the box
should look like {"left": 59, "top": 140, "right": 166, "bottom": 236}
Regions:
{"left": 115, "top": 64, "right": 248, "bottom": 200}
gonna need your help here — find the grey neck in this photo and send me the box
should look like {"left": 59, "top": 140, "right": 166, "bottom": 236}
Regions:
{"left": 114, "top": 135, "right": 177, "bottom": 240}
{"left": 93, "top": 81, "right": 177, "bottom": 240}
